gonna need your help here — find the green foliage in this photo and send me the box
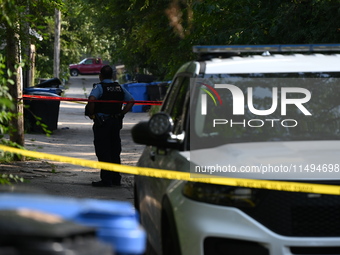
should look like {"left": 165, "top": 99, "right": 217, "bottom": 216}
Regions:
{"left": 0, "top": 174, "right": 24, "bottom": 185}
{"left": 74, "top": 0, "right": 340, "bottom": 80}
{"left": 3, "top": 0, "right": 338, "bottom": 83}
{"left": 0, "top": 138, "right": 26, "bottom": 184}
{"left": 32, "top": 116, "right": 52, "bottom": 136}
{"left": 35, "top": 0, "right": 117, "bottom": 81}
{"left": 29, "top": 0, "right": 340, "bottom": 82}
{"left": 0, "top": 51, "right": 27, "bottom": 164}
{"left": 0, "top": 54, "right": 15, "bottom": 136}
{"left": 148, "top": 105, "right": 161, "bottom": 116}
{"left": 0, "top": 57, "right": 14, "bottom": 136}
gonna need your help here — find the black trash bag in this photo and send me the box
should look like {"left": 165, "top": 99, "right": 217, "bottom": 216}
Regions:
{"left": 36, "top": 78, "right": 62, "bottom": 88}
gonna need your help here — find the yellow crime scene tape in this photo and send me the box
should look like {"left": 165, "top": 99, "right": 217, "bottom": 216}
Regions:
{"left": 1, "top": 144, "right": 340, "bottom": 195}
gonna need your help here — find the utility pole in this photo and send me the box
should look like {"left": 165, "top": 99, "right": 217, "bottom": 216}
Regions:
{"left": 54, "top": 9, "right": 61, "bottom": 78}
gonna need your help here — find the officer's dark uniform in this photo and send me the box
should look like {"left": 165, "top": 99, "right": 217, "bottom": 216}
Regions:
{"left": 92, "top": 82, "right": 125, "bottom": 185}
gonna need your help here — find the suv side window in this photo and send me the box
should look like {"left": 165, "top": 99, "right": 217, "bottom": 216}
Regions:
{"left": 162, "top": 75, "right": 190, "bottom": 136}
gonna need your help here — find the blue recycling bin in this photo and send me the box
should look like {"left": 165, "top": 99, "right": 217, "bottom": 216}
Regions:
{"left": 127, "top": 83, "right": 148, "bottom": 112}
{"left": 122, "top": 83, "right": 131, "bottom": 93}
{"left": 0, "top": 193, "right": 146, "bottom": 255}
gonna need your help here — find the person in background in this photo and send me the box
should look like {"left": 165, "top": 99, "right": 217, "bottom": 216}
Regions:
{"left": 86, "top": 65, "right": 134, "bottom": 187}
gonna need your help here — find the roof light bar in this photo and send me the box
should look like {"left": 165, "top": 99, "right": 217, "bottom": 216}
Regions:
{"left": 193, "top": 44, "right": 340, "bottom": 53}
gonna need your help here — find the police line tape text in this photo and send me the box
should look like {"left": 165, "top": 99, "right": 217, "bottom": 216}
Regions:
{"left": 195, "top": 164, "right": 340, "bottom": 174}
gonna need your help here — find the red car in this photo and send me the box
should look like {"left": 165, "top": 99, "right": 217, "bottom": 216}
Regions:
{"left": 69, "top": 58, "right": 106, "bottom": 76}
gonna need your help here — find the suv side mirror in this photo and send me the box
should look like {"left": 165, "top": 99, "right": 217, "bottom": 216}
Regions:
{"left": 131, "top": 112, "right": 183, "bottom": 149}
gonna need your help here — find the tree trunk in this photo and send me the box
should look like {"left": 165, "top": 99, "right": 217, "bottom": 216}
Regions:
{"left": 7, "top": 25, "right": 25, "bottom": 158}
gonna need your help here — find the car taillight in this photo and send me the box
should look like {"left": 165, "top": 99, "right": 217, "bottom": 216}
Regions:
{"left": 182, "top": 182, "right": 258, "bottom": 208}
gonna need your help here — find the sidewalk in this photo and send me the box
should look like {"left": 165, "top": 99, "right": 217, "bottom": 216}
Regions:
{"left": 10, "top": 76, "right": 149, "bottom": 203}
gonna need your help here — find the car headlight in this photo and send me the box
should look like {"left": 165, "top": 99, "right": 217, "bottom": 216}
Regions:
{"left": 182, "top": 182, "right": 259, "bottom": 208}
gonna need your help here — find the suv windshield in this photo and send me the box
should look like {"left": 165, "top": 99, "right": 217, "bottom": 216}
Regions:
{"left": 190, "top": 72, "right": 340, "bottom": 150}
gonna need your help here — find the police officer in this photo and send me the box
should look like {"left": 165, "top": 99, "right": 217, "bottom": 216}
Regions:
{"left": 87, "top": 65, "right": 134, "bottom": 187}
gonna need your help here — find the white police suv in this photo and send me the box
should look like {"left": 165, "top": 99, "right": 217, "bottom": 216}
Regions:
{"left": 132, "top": 44, "right": 340, "bottom": 255}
